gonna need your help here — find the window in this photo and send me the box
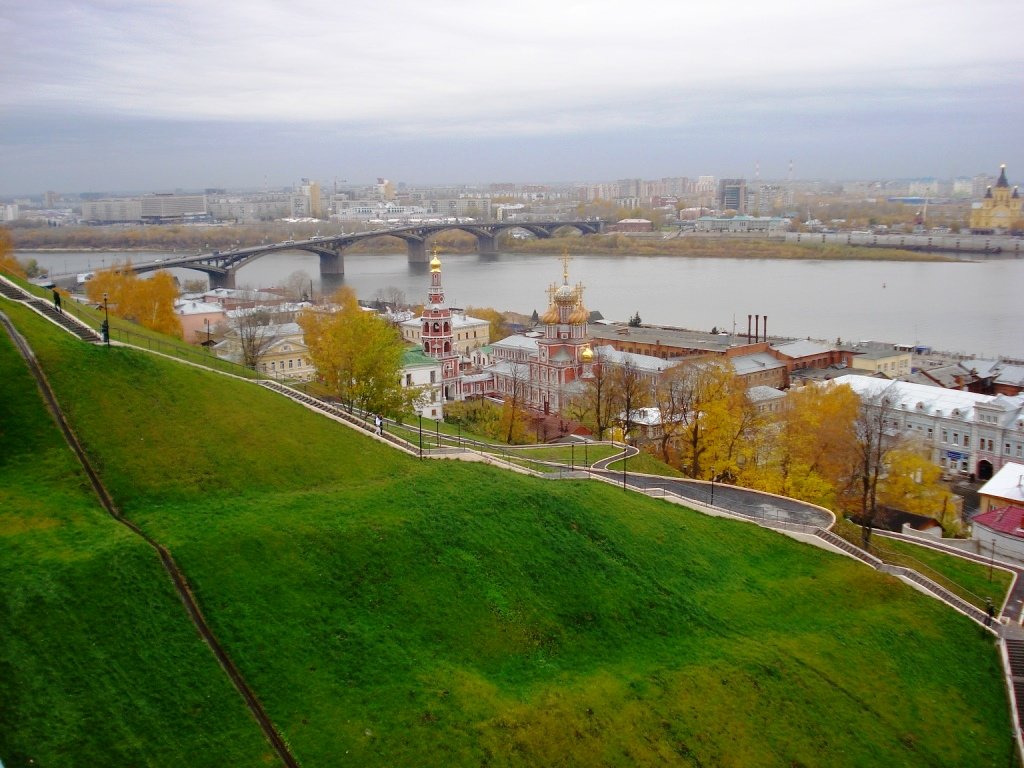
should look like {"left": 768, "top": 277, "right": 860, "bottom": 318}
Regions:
{"left": 941, "top": 430, "right": 948, "bottom": 443}
{"left": 1017, "top": 444, "right": 1023, "bottom": 458}
{"left": 988, "top": 439, "right": 994, "bottom": 451}
{"left": 952, "top": 432, "right": 959, "bottom": 446}
{"left": 1006, "top": 443, "right": 1012, "bottom": 456}
{"left": 430, "top": 371, "right": 436, "bottom": 383}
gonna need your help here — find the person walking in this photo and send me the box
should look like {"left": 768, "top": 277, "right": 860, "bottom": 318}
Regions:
{"left": 53, "top": 289, "right": 62, "bottom": 314}
{"left": 374, "top": 414, "right": 383, "bottom": 436}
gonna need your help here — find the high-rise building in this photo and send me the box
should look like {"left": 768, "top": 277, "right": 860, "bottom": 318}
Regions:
{"left": 718, "top": 179, "right": 747, "bottom": 213}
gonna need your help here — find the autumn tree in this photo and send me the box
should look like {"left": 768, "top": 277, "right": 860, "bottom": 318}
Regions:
{"left": 744, "top": 383, "right": 860, "bottom": 508}
{"left": 86, "top": 262, "right": 182, "bottom": 338}
{"left": 667, "top": 358, "right": 747, "bottom": 480}
{"left": 0, "top": 229, "right": 26, "bottom": 277}
{"left": 298, "top": 287, "right": 419, "bottom": 417}
{"left": 877, "top": 445, "right": 958, "bottom": 531}
{"left": 466, "top": 306, "right": 509, "bottom": 342}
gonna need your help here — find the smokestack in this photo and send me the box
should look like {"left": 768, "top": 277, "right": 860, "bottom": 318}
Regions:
{"left": 763, "top": 315, "right": 767, "bottom": 342}
{"left": 747, "top": 314, "right": 752, "bottom": 344}
{"left": 755, "top": 315, "right": 760, "bottom": 343}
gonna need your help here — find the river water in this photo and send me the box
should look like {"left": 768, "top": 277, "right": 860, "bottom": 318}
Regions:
{"left": 22, "top": 249, "right": 1024, "bottom": 360}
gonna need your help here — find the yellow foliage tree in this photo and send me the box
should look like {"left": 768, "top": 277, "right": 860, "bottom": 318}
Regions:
{"left": 299, "top": 287, "right": 419, "bottom": 417}
{"left": 739, "top": 383, "right": 860, "bottom": 509}
{"left": 465, "top": 306, "right": 508, "bottom": 343}
{"left": 85, "top": 262, "right": 182, "bottom": 338}
{"left": 0, "top": 228, "right": 25, "bottom": 277}
{"left": 877, "top": 446, "right": 958, "bottom": 527}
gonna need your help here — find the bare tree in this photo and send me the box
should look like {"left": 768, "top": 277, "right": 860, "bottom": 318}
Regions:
{"left": 610, "top": 355, "right": 651, "bottom": 445}
{"left": 234, "top": 309, "right": 277, "bottom": 370}
{"left": 284, "top": 270, "right": 313, "bottom": 301}
{"left": 503, "top": 361, "right": 531, "bottom": 444}
{"left": 566, "top": 346, "right": 616, "bottom": 440}
{"left": 851, "top": 383, "right": 903, "bottom": 549}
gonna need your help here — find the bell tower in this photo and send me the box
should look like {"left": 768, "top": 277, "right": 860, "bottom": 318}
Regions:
{"left": 420, "top": 248, "right": 460, "bottom": 400}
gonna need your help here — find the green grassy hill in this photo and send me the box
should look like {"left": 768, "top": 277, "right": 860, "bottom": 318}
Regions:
{"left": 1, "top": 300, "right": 1014, "bottom": 767}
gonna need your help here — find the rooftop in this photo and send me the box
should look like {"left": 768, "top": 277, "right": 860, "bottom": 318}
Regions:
{"left": 979, "top": 462, "right": 1024, "bottom": 505}
{"left": 972, "top": 505, "right": 1024, "bottom": 539}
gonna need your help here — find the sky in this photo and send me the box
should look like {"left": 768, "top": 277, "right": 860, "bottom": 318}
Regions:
{"left": 2, "top": 0, "right": 1023, "bottom": 195}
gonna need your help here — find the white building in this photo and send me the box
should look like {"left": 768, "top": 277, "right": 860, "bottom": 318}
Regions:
{"left": 401, "top": 347, "right": 444, "bottom": 419}
{"left": 400, "top": 311, "right": 490, "bottom": 358}
{"left": 830, "top": 374, "right": 1024, "bottom": 480}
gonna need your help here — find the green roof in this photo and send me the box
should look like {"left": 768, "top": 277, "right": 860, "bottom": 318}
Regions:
{"left": 402, "top": 346, "right": 439, "bottom": 367}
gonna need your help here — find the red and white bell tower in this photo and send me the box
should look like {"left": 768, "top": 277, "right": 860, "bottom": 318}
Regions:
{"left": 420, "top": 249, "right": 461, "bottom": 400}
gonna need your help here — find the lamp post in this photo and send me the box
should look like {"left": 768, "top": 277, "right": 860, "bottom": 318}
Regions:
{"left": 571, "top": 443, "right": 575, "bottom": 471}
{"left": 710, "top": 473, "right": 716, "bottom": 507}
{"left": 622, "top": 452, "right": 627, "bottom": 490}
{"left": 205, "top": 318, "right": 211, "bottom": 350}
{"left": 101, "top": 292, "right": 110, "bottom": 346}
{"left": 435, "top": 419, "right": 440, "bottom": 449}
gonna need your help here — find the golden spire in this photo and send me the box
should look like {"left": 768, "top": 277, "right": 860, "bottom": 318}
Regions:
{"left": 430, "top": 244, "right": 441, "bottom": 272}
{"left": 560, "top": 248, "right": 572, "bottom": 284}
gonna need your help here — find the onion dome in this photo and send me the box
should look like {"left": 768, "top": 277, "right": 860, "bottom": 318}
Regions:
{"left": 568, "top": 303, "right": 589, "bottom": 325}
{"left": 996, "top": 164, "right": 1009, "bottom": 188}
{"left": 541, "top": 303, "right": 560, "bottom": 324}
{"left": 430, "top": 255, "right": 441, "bottom": 272}
{"left": 581, "top": 345, "right": 594, "bottom": 362}
{"left": 554, "top": 283, "right": 576, "bottom": 305}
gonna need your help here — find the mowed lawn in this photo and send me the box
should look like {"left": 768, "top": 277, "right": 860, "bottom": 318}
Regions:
{"left": 0, "top": 307, "right": 279, "bottom": 767}
{"left": 6, "top": 302, "right": 1015, "bottom": 767}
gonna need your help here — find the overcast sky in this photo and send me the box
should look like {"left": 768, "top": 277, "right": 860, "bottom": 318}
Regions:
{"left": 2, "top": 0, "right": 1022, "bottom": 194}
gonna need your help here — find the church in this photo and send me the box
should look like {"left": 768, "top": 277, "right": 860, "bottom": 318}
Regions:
{"left": 970, "top": 164, "right": 1022, "bottom": 233}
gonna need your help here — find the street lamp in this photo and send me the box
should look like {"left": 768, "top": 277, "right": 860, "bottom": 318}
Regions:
{"left": 710, "top": 473, "right": 715, "bottom": 507}
{"left": 101, "top": 292, "right": 110, "bottom": 346}
{"left": 435, "top": 419, "right": 440, "bottom": 449}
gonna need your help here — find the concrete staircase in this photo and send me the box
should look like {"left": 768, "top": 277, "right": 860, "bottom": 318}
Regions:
{"left": 0, "top": 278, "right": 102, "bottom": 343}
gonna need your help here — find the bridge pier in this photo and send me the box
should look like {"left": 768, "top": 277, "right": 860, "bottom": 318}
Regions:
{"left": 477, "top": 233, "right": 497, "bottom": 254}
{"left": 407, "top": 238, "right": 429, "bottom": 263}
{"left": 209, "top": 271, "right": 235, "bottom": 290}
{"left": 319, "top": 251, "right": 344, "bottom": 278}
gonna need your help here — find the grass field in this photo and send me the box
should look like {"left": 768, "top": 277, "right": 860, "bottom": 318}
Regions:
{"left": 0, "top": 308, "right": 279, "bottom": 767}
{"left": 2, "top": 299, "right": 1016, "bottom": 767}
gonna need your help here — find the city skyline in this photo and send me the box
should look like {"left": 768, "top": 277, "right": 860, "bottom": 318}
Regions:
{"left": 2, "top": 0, "right": 1022, "bottom": 195}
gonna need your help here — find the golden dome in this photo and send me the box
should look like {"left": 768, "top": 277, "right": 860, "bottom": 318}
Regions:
{"left": 581, "top": 346, "right": 594, "bottom": 362}
{"left": 554, "top": 283, "right": 576, "bottom": 304}
{"left": 430, "top": 255, "right": 441, "bottom": 272}
{"left": 568, "top": 303, "right": 589, "bottom": 324}
{"left": 541, "top": 303, "right": 560, "bottom": 324}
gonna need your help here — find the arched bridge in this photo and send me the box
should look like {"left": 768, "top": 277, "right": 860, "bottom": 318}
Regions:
{"left": 129, "top": 220, "right": 605, "bottom": 288}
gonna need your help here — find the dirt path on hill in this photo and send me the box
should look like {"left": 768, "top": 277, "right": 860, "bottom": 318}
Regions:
{"left": 0, "top": 310, "right": 300, "bottom": 768}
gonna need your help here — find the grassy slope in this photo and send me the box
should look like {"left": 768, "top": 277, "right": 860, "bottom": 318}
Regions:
{"left": 6, "top": 302, "right": 1014, "bottom": 767}
{"left": 0, "top": 307, "right": 277, "bottom": 767}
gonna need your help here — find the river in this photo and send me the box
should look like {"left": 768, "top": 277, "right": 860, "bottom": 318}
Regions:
{"left": 21, "top": 249, "right": 1024, "bottom": 360}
